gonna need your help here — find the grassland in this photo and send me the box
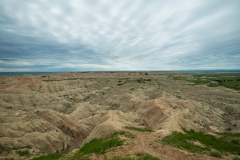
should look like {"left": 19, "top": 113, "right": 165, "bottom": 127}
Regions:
{"left": 161, "top": 128, "right": 240, "bottom": 155}
{"left": 169, "top": 72, "right": 240, "bottom": 91}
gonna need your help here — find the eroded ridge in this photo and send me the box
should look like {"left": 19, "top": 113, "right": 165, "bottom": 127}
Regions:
{"left": 0, "top": 72, "right": 239, "bottom": 160}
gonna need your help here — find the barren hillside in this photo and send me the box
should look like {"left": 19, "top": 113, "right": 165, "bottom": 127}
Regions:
{"left": 0, "top": 72, "right": 239, "bottom": 160}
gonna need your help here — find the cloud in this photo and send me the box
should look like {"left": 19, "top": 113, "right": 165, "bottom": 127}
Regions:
{"left": 0, "top": 0, "right": 239, "bottom": 71}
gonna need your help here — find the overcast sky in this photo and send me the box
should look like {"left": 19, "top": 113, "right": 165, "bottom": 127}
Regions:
{"left": 0, "top": 0, "right": 240, "bottom": 72}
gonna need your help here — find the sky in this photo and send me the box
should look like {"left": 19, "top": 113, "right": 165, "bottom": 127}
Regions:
{"left": 0, "top": 0, "right": 240, "bottom": 72}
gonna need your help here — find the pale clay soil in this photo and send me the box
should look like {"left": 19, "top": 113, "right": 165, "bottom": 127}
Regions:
{"left": 0, "top": 72, "right": 239, "bottom": 160}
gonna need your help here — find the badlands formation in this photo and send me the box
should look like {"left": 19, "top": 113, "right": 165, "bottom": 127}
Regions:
{"left": 0, "top": 72, "right": 239, "bottom": 160}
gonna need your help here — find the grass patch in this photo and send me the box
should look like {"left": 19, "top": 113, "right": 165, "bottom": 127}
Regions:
{"left": 125, "top": 134, "right": 135, "bottom": 139}
{"left": 30, "top": 153, "right": 63, "bottom": 160}
{"left": 110, "top": 131, "right": 135, "bottom": 139}
{"left": 0, "top": 144, "right": 7, "bottom": 154}
{"left": 79, "top": 137, "right": 124, "bottom": 155}
{"left": 188, "top": 74, "right": 240, "bottom": 91}
{"left": 215, "top": 132, "right": 240, "bottom": 137}
{"left": 129, "top": 88, "right": 135, "bottom": 91}
{"left": 105, "top": 155, "right": 135, "bottom": 160}
{"left": 83, "top": 96, "right": 90, "bottom": 100}
{"left": 187, "top": 79, "right": 209, "bottom": 85}
{"left": 104, "top": 153, "right": 160, "bottom": 160}
{"left": 0, "top": 144, "right": 29, "bottom": 154}
{"left": 131, "top": 78, "right": 145, "bottom": 83}
{"left": 232, "top": 139, "right": 239, "bottom": 144}
{"left": 135, "top": 153, "right": 160, "bottom": 160}
{"left": 125, "top": 126, "right": 154, "bottom": 132}
{"left": 161, "top": 128, "right": 240, "bottom": 155}
{"left": 207, "top": 83, "right": 220, "bottom": 87}
{"left": 218, "top": 81, "right": 240, "bottom": 91}
{"left": 176, "top": 96, "right": 181, "bottom": 99}
{"left": 16, "top": 149, "right": 30, "bottom": 156}
{"left": 67, "top": 131, "right": 126, "bottom": 160}
{"left": 210, "top": 150, "right": 222, "bottom": 158}
{"left": 11, "top": 145, "right": 29, "bottom": 150}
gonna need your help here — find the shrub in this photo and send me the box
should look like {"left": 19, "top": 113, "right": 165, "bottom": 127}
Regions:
{"left": 210, "top": 150, "right": 222, "bottom": 158}
{"left": 232, "top": 139, "right": 239, "bottom": 144}
{"left": 233, "top": 157, "right": 240, "bottom": 160}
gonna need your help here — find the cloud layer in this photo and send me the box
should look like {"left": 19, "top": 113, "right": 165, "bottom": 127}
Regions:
{"left": 0, "top": 0, "right": 240, "bottom": 71}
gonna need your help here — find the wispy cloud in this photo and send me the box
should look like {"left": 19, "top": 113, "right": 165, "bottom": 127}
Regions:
{"left": 0, "top": 0, "right": 239, "bottom": 71}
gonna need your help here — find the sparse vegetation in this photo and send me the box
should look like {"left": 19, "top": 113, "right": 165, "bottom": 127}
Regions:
{"left": 135, "top": 153, "right": 160, "bottom": 160}
{"left": 231, "top": 139, "right": 239, "bottom": 144}
{"left": 16, "top": 149, "right": 30, "bottom": 156}
{"left": 125, "top": 134, "right": 135, "bottom": 139}
{"left": 84, "top": 96, "right": 90, "bottom": 100}
{"left": 30, "top": 153, "right": 63, "bottom": 160}
{"left": 233, "top": 157, "right": 240, "bottom": 160}
{"left": 105, "top": 155, "right": 135, "bottom": 160}
{"left": 210, "top": 150, "right": 222, "bottom": 158}
{"left": 79, "top": 137, "right": 123, "bottom": 155}
{"left": 169, "top": 72, "right": 240, "bottom": 91}
{"left": 125, "top": 126, "right": 154, "bottom": 132}
{"left": 0, "top": 144, "right": 6, "bottom": 154}
{"left": 161, "top": 128, "right": 240, "bottom": 155}
{"left": 104, "top": 153, "right": 160, "bottom": 160}
{"left": 215, "top": 132, "right": 240, "bottom": 137}
{"left": 0, "top": 144, "right": 29, "bottom": 154}
{"left": 67, "top": 132, "right": 126, "bottom": 160}
{"left": 12, "top": 145, "right": 29, "bottom": 150}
